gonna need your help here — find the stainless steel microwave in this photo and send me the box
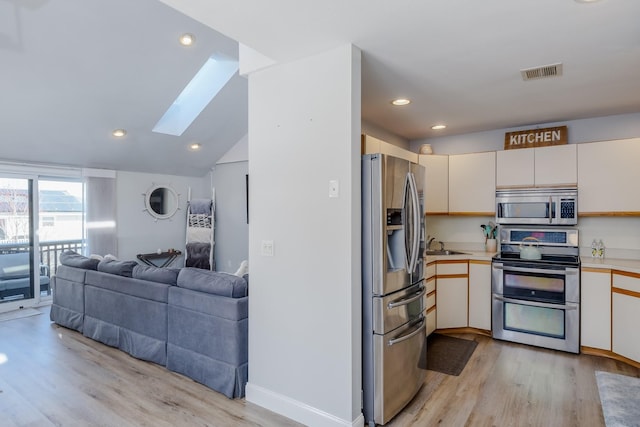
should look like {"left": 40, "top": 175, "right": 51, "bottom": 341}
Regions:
{"left": 495, "top": 188, "right": 577, "bottom": 225}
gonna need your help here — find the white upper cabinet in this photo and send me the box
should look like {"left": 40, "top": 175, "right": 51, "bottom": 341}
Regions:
{"left": 496, "top": 144, "right": 576, "bottom": 188}
{"left": 449, "top": 151, "right": 496, "bottom": 215}
{"left": 419, "top": 154, "right": 448, "bottom": 214}
{"left": 361, "top": 134, "right": 418, "bottom": 163}
{"left": 496, "top": 149, "right": 534, "bottom": 188}
{"left": 534, "top": 144, "right": 577, "bottom": 187}
{"left": 578, "top": 138, "right": 640, "bottom": 215}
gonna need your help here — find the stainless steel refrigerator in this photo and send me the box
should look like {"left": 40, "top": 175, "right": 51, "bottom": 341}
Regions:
{"left": 362, "top": 153, "right": 427, "bottom": 426}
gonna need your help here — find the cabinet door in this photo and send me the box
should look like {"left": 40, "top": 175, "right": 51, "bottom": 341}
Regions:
{"left": 496, "top": 149, "right": 534, "bottom": 188}
{"left": 436, "top": 277, "right": 468, "bottom": 329}
{"left": 534, "top": 144, "right": 577, "bottom": 187}
{"left": 449, "top": 151, "right": 496, "bottom": 215}
{"left": 578, "top": 138, "right": 640, "bottom": 214}
{"left": 419, "top": 154, "right": 448, "bottom": 214}
{"left": 361, "top": 134, "right": 418, "bottom": 163}
{"left": 580, "top": 268, "right": 611, "bottom": 350}
{"left": 468, "top": 261, "right": 491, "bottom": 331}
{"left": 612, "top": 272, "right": 640, "bottom": 363}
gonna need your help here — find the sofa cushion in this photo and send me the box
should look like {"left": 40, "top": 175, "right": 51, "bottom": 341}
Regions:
{"left": 97, "top": 259, "right": 138, "bottom": 277}
{"left": 0, "top": 252, "right": 30, "bottom": 280}
{"left": 60, "top": 250, "right": 99, "bottom": 270}
{"left": 177, "top": 268, "right": 248, "bottom": 298}
{"left": 132, "top": 265, "right": 179, "bottom": 285}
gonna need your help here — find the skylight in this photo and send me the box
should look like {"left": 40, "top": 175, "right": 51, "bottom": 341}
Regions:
{"left": 153, "top": 56, "right": 239, "bottom": 136}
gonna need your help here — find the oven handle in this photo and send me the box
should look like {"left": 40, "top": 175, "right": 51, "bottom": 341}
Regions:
{"left": 387, "top": 317, "right": 426, "bottom": 347}
{"left": 492, "top": 264, "right": 578, "bottom": 276}
{"left": 493, "top": 294, "right": 578, "bottom": 311}
{"left": 387, "top": 286, "right": 426, "bottom": 309}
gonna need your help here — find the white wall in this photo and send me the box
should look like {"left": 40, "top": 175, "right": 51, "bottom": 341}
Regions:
{"left": 210, "top": 160, "right": 249, "bottom": 273}
{"left": 361, "top": 120, "right": 408, "bottom": 149}
{"left": 116, "top": 171, "right": 204, "bottom": 262}
{"left": 246, "top": 45, "right": 363, "bottom": 427}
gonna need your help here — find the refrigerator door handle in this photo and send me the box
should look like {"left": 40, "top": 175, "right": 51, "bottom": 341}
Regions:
{"left": 402, "top": 173, "right": 412, "bottom": 272}
{"left": 387, "top": 286, "right": 426, "bottom": 309}
{"left": 407, "top": 172, "right": 420, "bottom": 273}
{"left": 387, "top": 317, "right": 426, "bottom": 346}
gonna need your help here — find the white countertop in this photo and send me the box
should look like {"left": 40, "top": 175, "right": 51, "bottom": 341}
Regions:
{"left": 425, "top": 249, "right": 496, "bottom": 263}
{"left": 581, "top": 256, "right": 640, "bottom": 275}
{"left": 425, "top": 249, "right": 640, "bottom": 275}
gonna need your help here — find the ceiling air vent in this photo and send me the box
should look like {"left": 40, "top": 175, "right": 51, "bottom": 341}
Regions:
{"left": 520, "top": 63, "right": 563, "bottom": 81}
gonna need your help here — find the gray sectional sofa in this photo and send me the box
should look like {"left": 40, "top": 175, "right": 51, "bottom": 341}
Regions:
{"left": 50, "top": 251, "right": 248, "bottom": 398}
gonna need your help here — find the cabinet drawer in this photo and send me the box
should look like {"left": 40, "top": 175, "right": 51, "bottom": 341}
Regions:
{"left": 436, "top": 261, "right": 468, "bottom": 276}
{"left": 426, "top": 291, "right": 436, "bottom": 310}
{"left": 425, "top": 262, "right": 436, "bottom": 279}
{"left": 426, "top": 307, "right": 436, "bottom": 336}
{"left": 425, "top": 277, "right": 436, "bottom": 294}
{"left": 613, "top": 272, "right": 640, "bottom": 294}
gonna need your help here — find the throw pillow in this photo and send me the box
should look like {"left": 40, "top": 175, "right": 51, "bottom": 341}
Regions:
{"left": 132, "top": 265, "right": 179, "bottom": 285}
{"left": 60, "top": 250, "right": 100, "bottom": 270}
{"left": 177, "top": 268, "right": 248, "bottom": 298}
{"left": 97, "top": 259, "right": 138, "bottom": 277}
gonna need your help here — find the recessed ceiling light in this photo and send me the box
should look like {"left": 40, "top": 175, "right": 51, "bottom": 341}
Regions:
{"left": 431, "top": 124, "right": 447, "bottom": 130}
{"left": 179, "top": 33, "right": 195, "bottom": 46}
{"left": 391, "top": 98, "right": 411, "bottom": 106}
{"left": 574, "top": 0, "right": 601, "bottom": 3}
{"left": 112, "top": 129, "right": 127, "bottom": 137}
{"left": 188, "top": 143, "right": 201, "bottom": 151}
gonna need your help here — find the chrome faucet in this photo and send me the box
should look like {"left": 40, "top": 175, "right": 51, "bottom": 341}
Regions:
{"left": 427, "top": 236, "right": 436, "bottom": 250}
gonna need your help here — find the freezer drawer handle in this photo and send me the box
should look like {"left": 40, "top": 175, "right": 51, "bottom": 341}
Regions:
{"left": 387, "top": 286, "right": 426, "bottom": 310}
{"left": 387, "top": 318, "right": 426, "bottom": 347}
{"left": 493, "top": 294, "right": 578, "bottom": 311}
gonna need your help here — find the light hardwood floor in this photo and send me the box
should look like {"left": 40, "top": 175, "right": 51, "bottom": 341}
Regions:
{"left": 390, "top": 332, "right": 640, "bottom": 427}
{"left": 1, "top": 308, "right": 638, "bottom": 426}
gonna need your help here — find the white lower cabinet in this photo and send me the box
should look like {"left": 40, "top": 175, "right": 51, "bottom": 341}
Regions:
{"left": 436, "top": 261, "right": 468, "bottom": 329}
{"left": 612, "top": 272, "right": 640, "bottom": 362}
{"left": 580, "top": 268, "right": 611, "bottom": 350}
{"left": 468, "top": 261, "right": 492, "bottom": 331}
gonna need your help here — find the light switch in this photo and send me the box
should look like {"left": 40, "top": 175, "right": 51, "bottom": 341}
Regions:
{"left": 329, "top": 179, "right": 339, "bottom": 198}
{"left": 261, "top": 240, "right": 274, "bottom": 256}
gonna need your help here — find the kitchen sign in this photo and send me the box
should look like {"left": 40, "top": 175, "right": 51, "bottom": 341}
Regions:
{"left": 504, "top": 126, "right": 568, "bottom": 150}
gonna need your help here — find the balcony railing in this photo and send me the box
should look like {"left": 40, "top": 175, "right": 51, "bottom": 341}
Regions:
{"left": 0, "top": 239, "right": 84, "bottom": 277}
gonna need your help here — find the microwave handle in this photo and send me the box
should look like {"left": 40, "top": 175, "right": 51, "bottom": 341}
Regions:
{"left": 548, "top": 196, "right": 553, "bottom": 224}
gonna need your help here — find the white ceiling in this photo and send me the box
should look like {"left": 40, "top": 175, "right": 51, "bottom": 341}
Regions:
{"left": 1, "top": 0, "right": 247, "bottom": 177}
{"left": 3, "top": 0, "right": 640, "bottom": 176}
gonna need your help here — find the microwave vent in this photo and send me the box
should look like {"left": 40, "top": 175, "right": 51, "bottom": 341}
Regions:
{"left": 520, "top": 63, "right": 563, "bottom": 81}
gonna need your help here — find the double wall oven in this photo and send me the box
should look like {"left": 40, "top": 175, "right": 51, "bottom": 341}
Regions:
{"left": 492, "top": 188, "right": 580, "bottom": 354}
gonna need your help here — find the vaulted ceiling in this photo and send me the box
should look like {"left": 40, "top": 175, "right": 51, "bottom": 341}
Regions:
{"left": 3, "top": 0, "right": 640, "bottom": 176}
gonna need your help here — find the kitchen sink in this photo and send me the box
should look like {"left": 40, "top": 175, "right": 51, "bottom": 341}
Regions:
{"left": 424, "top": 250, "right": 469, "bottom": 256}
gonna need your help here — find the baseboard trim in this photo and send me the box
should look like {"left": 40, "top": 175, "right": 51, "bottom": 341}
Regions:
{"left": 246, "top": 382, "right": 365, "bottom": 427}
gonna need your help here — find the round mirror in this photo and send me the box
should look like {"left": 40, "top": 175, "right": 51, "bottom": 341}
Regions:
{"left": 144, "top": 185, "right": 179, "bottom": 220}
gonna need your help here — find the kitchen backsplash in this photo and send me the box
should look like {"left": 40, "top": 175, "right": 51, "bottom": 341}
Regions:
{"left": 426, "top": 215, "right": 640, "bottom": 259}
